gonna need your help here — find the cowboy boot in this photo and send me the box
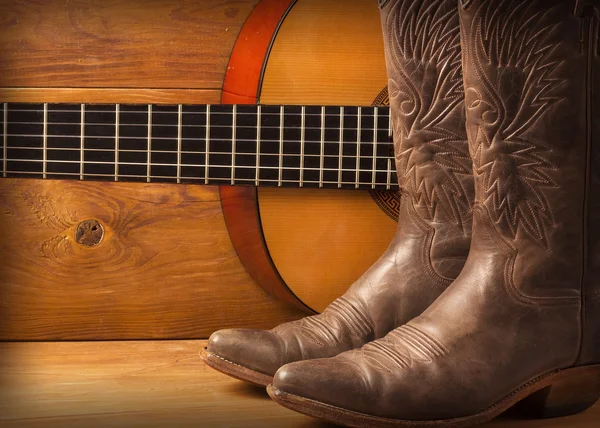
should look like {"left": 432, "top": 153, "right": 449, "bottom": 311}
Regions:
{"left": 267, "top": 0, "right": 600, "bottom": 426}
{"left": 201, "top": 0, "right": 474, "bottom": 387}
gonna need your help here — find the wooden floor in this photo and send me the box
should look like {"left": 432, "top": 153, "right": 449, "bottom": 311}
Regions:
{"left": 0, "top": 341, "right": 598, "bottom": 428}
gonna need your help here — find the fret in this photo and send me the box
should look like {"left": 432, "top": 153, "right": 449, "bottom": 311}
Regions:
{"left": 300, "top": 106, "right": 320, "bottom": 186}
{"left": 361, "top": 107, "right": 377, "bottom": 189}
{"left": 205, "top": 105, "right": 210, "bottom": 184}
{"left": 177, "top": 104, "right": 183, "bottom": 184}
{"left": 257, "top": 106, "right": 278, "bottom": 183}
{"left": 300, "top": 106, "right": 305, "bottom": 187}
{"left": 114, "top": 104, "right": 120, "bottom": 181}
{"left": 80, "top": 104, "right": 85, "bottom": 180}
{"left": 355, "top": 106, "right": 361, "bottom": 189}
{"left": 147, "top": 105, "right": 152, "bottom": 182}
{"left": 42, "top": 103, "right": 48, "bottom": 179}
{"left": 229, "top": 105, "right": 256, "bottom": 183}
{"left": 338, "top": 107, "right": 344, "bottom": 188}
{"left": 372, "top": 106, "right": 378, "bottom": 189}
{"left": 231, "top": 105, "right": 236, "bottom": 185}
{"left": 112, "top": 105, "right": 139, "bottom": 181}
{"left": 153, "top": 105, "right": 178, "bottom": 183}
{"left": 229, "top": 105, "right": 253, "bottom": 181}
{"left": 323, "top": 106, "right": 342, "bottom": 185}
{"left": 278, "top": 106, "right": 284, "bottom": 187}
{"left": 280, "top": 105, "right": 301, "bottom": 185}
{"left": 255, "top": 105, "right": 261, "bottom": 186}
{"left": 114, "top": 105, "right": 149, "bottom": 182}
{"left": 319, "top": 106, "right": 325, "bottom": 188}
{"left": 340, "top": 106, "right": 358, "bottom": 188}
{"left": 207, "top": 105, "right": 233, "bottom": 182}
{"left": 2, "top": 103, "right": 6, "bottom": 177}
{"left": 40, "top": 103, "right": 78, "bottom": 179}
{"left": 83, "top": 104, "right": 115, "bottom": 180}
{"left": 180, "top": 105, "right": 207, "bottom": 183}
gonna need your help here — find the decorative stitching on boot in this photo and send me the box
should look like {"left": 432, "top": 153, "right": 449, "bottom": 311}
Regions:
{"left": 328, "top": 296, "right": 374, "bottom": 339}
{"left": 464, "top": 0, "right": 564, "bottom": 249}
{"left": 361, "top": 325, "right": 449, "bottom": 372}
{"left": 282, "top": 297, "right": 375, "bottom": 348}
{"left": 385, "top": 0, "right": 473, "bottom": 227}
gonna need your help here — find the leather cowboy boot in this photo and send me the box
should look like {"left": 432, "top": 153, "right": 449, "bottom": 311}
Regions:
{"left": 201, "top": 0, "right": 474, "bottom": 387}
{"left": 267, "top": 0, "right": 600, "bottom": 426}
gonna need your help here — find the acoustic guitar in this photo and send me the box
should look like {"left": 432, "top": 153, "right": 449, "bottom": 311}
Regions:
{"left": 0, "top": 0, "right": 399, "bottom": 339}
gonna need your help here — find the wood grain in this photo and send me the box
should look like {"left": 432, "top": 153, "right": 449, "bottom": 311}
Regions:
{"left": 0, "top": 0, "right": 309, "bottom": 340}
{"left": 0, "top": 88, "right": 222, "bottom": 104}
{"left": 0, "top": 0, "right": 258, "bottom": 90}
{"left": 0, "top": 340, "right": 597, "bottom": 428}
{"left": 221, "top": 0, "right": 296, "bottom": 105}
{"left": 0, "top": 179, "right": 303, "bottom": 340}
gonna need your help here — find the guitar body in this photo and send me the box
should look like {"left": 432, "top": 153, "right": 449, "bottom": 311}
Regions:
{"left": 255, "top": 0, "right": 397, "bottom": 312}
{"left": 0, "top": 0, "right": 397, "bottom": 339}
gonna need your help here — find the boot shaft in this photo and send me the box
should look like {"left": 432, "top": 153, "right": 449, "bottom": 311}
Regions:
{"left": 380, "top": 0, "right": 474, "bottom": 281}
{"left": 460, "top": 0, "right": 600, "bottom": 363}
{"left": 582, "top": 0, "right": 600, "bottom": 365}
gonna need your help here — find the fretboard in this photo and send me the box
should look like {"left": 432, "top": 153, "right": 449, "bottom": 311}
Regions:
{"left": 0, "top": 103, "right": 398, "bottom": 190}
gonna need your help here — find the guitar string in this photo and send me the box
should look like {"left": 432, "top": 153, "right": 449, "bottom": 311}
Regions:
{"left": 4, "top": 147, "right": 392, "bottom": 158}
{"left": 4, "top": 124, "right": 390, "bottom": 133}
{"left": 3, "top": 158, "right": 395, "bottom": 173}
{"left": 1, "top": 105, "right": 396, "bottom": 186}
{"left": 4, "top": 108, "right": 389, "bottom": 115}
{"left": 2, "top": 103, "right": 6, "bottom": 177}
{"left": 3, "top": 169, "right": 399, "bottom": 189}
{"left": 2, "top": 135, "right": 393, "bottom": 146}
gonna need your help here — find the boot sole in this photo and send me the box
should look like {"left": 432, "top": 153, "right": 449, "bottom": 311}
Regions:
{"left": 267, "top": 364, "right": 600, "bottom": 428}
{"left": 200, "top": 347, "right": 273, "bottom": 387}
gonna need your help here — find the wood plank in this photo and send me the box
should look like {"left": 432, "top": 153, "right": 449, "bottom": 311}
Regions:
{"left": 0, "top": 0, "right": 258, "bottom": 89}
{"left": 0, "top": 340, "right": 597, "bottom": 428}
{"left": 0, "top": 180, "right": 304, "bottom": 340}
{"left": 0, "top": 88, "right": 222, "bottom": 104}
{"left": 0, "top": 0, "right": 305, "bottom": 340}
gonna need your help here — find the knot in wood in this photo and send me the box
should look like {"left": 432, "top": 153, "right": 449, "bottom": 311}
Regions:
{"left": 75, "top": 220, "right": 104, "bottom": 247}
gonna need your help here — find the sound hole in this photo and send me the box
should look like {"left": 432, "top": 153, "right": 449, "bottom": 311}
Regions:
{"left": 369, "top": 86, "right": 400, "bottom": 222}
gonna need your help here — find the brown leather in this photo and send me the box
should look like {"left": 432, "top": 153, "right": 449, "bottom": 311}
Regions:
{"left": 271, "top": 0, "right": 598, "bottom": 421}
{"left": 580, "top": 2, "right": 600, "bottom": 366}
{"left": 205, "top": 0, "right": 474, "bottom": 379}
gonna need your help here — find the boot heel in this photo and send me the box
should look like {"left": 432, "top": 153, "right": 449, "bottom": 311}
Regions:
{"left": 516, "top": 365, "right": 600, "bottom": 419}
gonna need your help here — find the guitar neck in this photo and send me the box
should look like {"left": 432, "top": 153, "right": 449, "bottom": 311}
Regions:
{"left": 1, "top": 103, "right": 398, "bottom": 190}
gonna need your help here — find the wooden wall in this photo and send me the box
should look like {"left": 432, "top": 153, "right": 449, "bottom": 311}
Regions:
{"left": 0, "top": 0, "right": 306, "bottom": 340}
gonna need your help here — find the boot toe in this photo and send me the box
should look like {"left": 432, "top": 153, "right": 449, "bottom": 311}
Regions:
{"left": 207, "top": 329, "right": 285, "bottom": 376}
{"left": 272, "top": 353, "right": 375, "bottom": 413}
